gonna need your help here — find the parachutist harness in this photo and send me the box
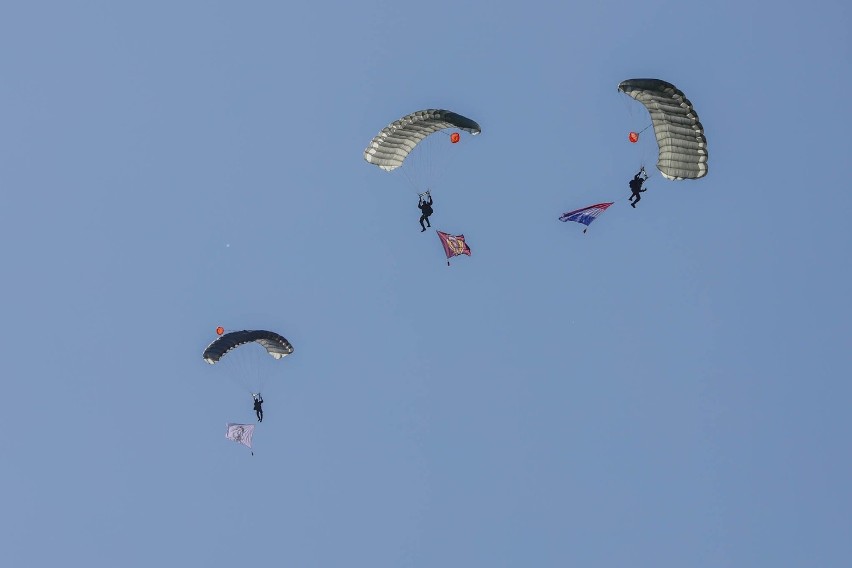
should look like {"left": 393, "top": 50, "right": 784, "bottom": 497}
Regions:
{"left": 631, "top": 168, "right": 649, "bottom": 191}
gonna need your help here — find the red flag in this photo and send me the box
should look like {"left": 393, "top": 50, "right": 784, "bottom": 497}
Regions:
{"left": 437, "top": 231, "right": 471, "bottom": 262}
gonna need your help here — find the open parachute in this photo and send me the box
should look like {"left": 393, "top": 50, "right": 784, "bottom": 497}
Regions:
{"left": 618, "top": 79, "right": 708, "bottom": 180}
{"left": 202, "top": 328, "right": 294, "bottom": 398}
{"left": 203, "top": 329, "right": 293, "bottom": 364}
{"left": 363, "top": 109, "right": 481, "bottom": 171}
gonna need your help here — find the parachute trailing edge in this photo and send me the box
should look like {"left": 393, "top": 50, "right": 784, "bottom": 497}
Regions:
{"left": 364, "top": 109, "right": 481, "bottom": 171}
{"left": 618, "top": 79, "right": 708, "bottom": 180}
{"left": 203, "top": 330, "right": 294, "bottom": 364}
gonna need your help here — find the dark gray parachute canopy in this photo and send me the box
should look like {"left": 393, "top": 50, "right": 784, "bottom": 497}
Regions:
{"left": 203, "top": 330, "right": 294, "bottom": 364}
{"left": 618, "top": 79, "right": 708, "bottom": 180}
{"left": 364, "top": 109, "right": 481, "bottom": 171}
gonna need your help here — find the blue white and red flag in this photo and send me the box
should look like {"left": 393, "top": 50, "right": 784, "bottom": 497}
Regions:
{"left": 559, "top": 202, "right": 614, "bottom": 229}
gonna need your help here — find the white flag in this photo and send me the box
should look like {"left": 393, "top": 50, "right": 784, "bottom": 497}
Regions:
{"left": 225, "top": 423, "right": 255, "bottom": 450}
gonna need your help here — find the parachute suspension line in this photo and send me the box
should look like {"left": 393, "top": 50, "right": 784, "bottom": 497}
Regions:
{"left": 400, "top": 141, "right": 431, "bottom": 194}
{"left": 401, "top": 166, "right": 419, "bottom": 193}
{"left": 426, "top": 134, "right": 439, "bottom": 194}
{"left": 212, "top": 342, "right": 264, "bottom": 398}
{"left": 219, "top": 368, "right": 254, "bottom": 397}
{"left": 638, "top": 122, "right": 655, "bottom": 170}
{"left": 640, "top": 130, "right": 657, "bottom": 172}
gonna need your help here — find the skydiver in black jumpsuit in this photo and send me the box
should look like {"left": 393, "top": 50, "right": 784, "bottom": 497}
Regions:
{"left": 253, "top": 393, "right": 264, "bottom": 422}
{"left": 628, "top": 167, "right": 649, "bottom": 208}
{"left": 418, "top": 191, "right": 433, "bottom": 232}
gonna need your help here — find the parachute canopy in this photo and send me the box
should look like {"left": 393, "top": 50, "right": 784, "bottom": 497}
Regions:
{"left": 618, "top": 79, "right": 708, "bottom": 180}
{"left": 364, "top": 109, "right": 481, "bottom": 171}
{"left": 203, "top": 330, "right": 294, "bottom": 364}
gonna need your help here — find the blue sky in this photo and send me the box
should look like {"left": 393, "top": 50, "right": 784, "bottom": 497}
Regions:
{"left": 2, "top": 1, "right": 850, "bottom": 566}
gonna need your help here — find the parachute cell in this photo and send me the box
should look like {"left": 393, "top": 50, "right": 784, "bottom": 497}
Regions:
{"left": 618, "top": 79, "right": 708, "bottom": 180}
{"left": 203, "top": 330, "right": 294, "bottom": 364}
{"left": 364, "top": 109, "right": 481, "bottom": 171}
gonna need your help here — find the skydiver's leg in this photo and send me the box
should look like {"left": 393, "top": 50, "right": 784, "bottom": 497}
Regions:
{"left": 425, "top": 215, "right": 431, "bottom": 227}
{"left": 420, "top": 215, "right": 427, "bottom": 231}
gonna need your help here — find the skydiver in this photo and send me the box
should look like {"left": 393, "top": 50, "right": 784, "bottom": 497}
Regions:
{"left": 253, "top": 393, "right": 264, "bottom": 422}
{"left": 418, "top": 191, "right": 433, "bottom": 232}
{"left": 628, "top": 167, "right": 648, "bottom": 208}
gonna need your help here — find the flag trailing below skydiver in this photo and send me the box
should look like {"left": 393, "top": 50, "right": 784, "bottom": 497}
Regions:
{"left": 226, "top": 423, "right": 255, "bottom": 455}
{"left": 559, "top": 202, "right": 614, "bottom": 233}
{"left": 437, "top": 231, "right": 471, "bottom": 265}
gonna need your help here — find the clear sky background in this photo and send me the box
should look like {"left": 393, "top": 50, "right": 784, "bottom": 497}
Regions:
{"left": 2, "top": 1, "right": 851, "bottom": 566}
